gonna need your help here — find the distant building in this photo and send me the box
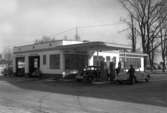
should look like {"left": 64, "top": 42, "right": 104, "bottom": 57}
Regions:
{"left": 13, "top": 40, "right": 147, "bottom": 77}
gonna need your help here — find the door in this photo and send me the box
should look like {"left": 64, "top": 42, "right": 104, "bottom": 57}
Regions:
{"left": 29, "top": 56, "right": 40, "bottom": 74}
{"left": 16, "top": 57, "right": 25, "bottom": 76}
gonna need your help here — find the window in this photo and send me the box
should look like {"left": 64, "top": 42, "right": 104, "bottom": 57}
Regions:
{"left": 16, "top": 57, "right": 25, "bottom": 69}
{"left": 16, "top": 57, "right": 25, "bottom": 74}
{"left": 112, "top": 57, "right": 116, "bottom": 63}
{"left": 93, "top": 56, "right": 104, "bottom": 66}
{"left": 65, "top": 54, "right": 88, "bottom": 70}
{"left": 50, "top": 54, "right": 60, "bottom": 69}
{"left": 123, "top": 57, "right": 141, "bottom": 69}
{"left": 106, "top": 56, "right": 110, "bottom": 61}
{"left": 34, "top": 58, "right": 39, "bottom": 68}
{"left": 43, "top": 55, "right": 46, "bottom": 65}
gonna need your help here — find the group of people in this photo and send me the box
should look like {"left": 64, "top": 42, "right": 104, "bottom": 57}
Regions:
{"left": 99, "top": 61, "right": 120, "bottom": 81}
{"left": 100, "top": 61, "right": 135, "bottom": 83}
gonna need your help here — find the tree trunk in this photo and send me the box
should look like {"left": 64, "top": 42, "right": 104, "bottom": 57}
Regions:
{"left": 162, "top": 57, "right": 166, "bottom": 72}
{"left": 149, "top": 53, "right": 153, "bottom": 71}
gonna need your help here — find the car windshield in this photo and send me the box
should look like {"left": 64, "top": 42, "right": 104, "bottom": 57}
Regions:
{"left": 83, "top": 66, "right": 99, "bottom": 71}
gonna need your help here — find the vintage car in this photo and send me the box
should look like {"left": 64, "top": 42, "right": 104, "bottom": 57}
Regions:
{"left": 115, "top": 71, "right": 150, "bottom": 84}
{"left": 76, "top": 66, "right": 101, "bottom": 82}
{"left": 63, "top": 70, "right": 79, "bottom": 79}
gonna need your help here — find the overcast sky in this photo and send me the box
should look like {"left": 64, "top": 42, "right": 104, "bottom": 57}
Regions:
{"left": 0, "top": 0, "right": 129, "bottom": 52}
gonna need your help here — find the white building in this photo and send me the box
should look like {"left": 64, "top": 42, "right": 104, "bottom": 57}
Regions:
{"left": 13, "top": 40, "right": 147, "bottom": 77}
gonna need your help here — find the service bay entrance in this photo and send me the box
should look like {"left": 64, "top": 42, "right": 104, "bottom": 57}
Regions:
{"left": 29, "top": 56, "right": 40, "bottom": 75}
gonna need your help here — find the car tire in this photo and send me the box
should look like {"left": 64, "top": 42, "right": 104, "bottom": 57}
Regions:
{"left": 76, "top": 79, "right": 82, "bottom": 82}
{"left": 145, "top": 78, "right": 149, "bottom": 82}
{"left": 145, "top": 74, "right": 150, "bottom": 82}
{"left": 117, "top": 80, "right": 122, "bottom": 84}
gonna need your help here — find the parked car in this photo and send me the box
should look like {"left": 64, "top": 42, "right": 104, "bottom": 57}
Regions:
{"left": 0, "top": 64, "right": 6, "bottom": 76}
{"left": 63, "top": 70, "right": 79, "bottom": 79}
{"left": 76, "top": 66, "right": 101, "bottom": 82}
{"left": 116, "top": 71, "right": 150, "bottom": 84}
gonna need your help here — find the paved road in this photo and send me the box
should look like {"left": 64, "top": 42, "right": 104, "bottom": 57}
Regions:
{"left": 0, "top": 75, "right": 166, "bottom": 113}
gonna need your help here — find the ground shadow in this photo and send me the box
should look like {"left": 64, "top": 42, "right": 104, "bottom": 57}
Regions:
{"left": 1, "top": 76, "right": 167, "bottom": 108}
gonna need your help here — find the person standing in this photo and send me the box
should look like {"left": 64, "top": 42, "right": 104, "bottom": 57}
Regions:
{"left": 116, "top": 61, "right": 121, "bottom": 75}
{"left": 128, "top": 65, "right": 136, "bottom": 84}
{"left": 109, "top": 62, "right": 116, "bottom": 82}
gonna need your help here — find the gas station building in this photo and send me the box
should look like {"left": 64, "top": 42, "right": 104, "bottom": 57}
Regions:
{"left": 13, "top": 40, "right": 147, "bottom": 77}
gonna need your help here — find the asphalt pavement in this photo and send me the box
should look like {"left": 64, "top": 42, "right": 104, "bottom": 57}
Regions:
{"left": 0, "top": 74, "right": 166, "bottom": 113}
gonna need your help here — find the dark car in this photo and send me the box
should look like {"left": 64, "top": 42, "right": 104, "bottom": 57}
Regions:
{"left": 76, "top": 66, "right": 101, "bottom": 82}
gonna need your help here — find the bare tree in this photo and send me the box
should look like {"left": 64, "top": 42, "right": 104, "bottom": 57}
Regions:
{"left": 160, "top": 29, "right": 167, "bottom": 71}
{"left": 159, "top": 1, "right": 167, "bottom": 71}
{"left": 121, "top": 15, "right": 137, "bottom": 52}
{"left": 130, "top": 15, "right": 137, "bottom": 52}
{"left": 3, "top": 47, "right": 13, "bottom": 67}
{"left": 120, "top": 0, "right": 166, "bottom": 69}
{"left": 128, "top": 15, "right": 137, "bottom": 52}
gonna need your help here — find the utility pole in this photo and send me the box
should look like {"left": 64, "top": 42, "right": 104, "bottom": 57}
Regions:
{"left": 75, "top": 26, "right": 80, "bottom": 41}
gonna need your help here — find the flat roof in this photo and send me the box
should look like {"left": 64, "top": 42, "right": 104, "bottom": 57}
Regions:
{"left": 57, "top": 41, "right": 131, "bottom": 50}
{"left": 13, "top": 41, "right": 131, "bottom": 54}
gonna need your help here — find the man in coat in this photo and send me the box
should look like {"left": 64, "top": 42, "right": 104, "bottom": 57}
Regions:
{"left": 128, "top": 65, "right": 136, "bottom": 84}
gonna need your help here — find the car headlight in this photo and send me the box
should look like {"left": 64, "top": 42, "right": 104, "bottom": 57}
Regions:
{"left": 71, "top": 70, "right": 78, "bottom": 74}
